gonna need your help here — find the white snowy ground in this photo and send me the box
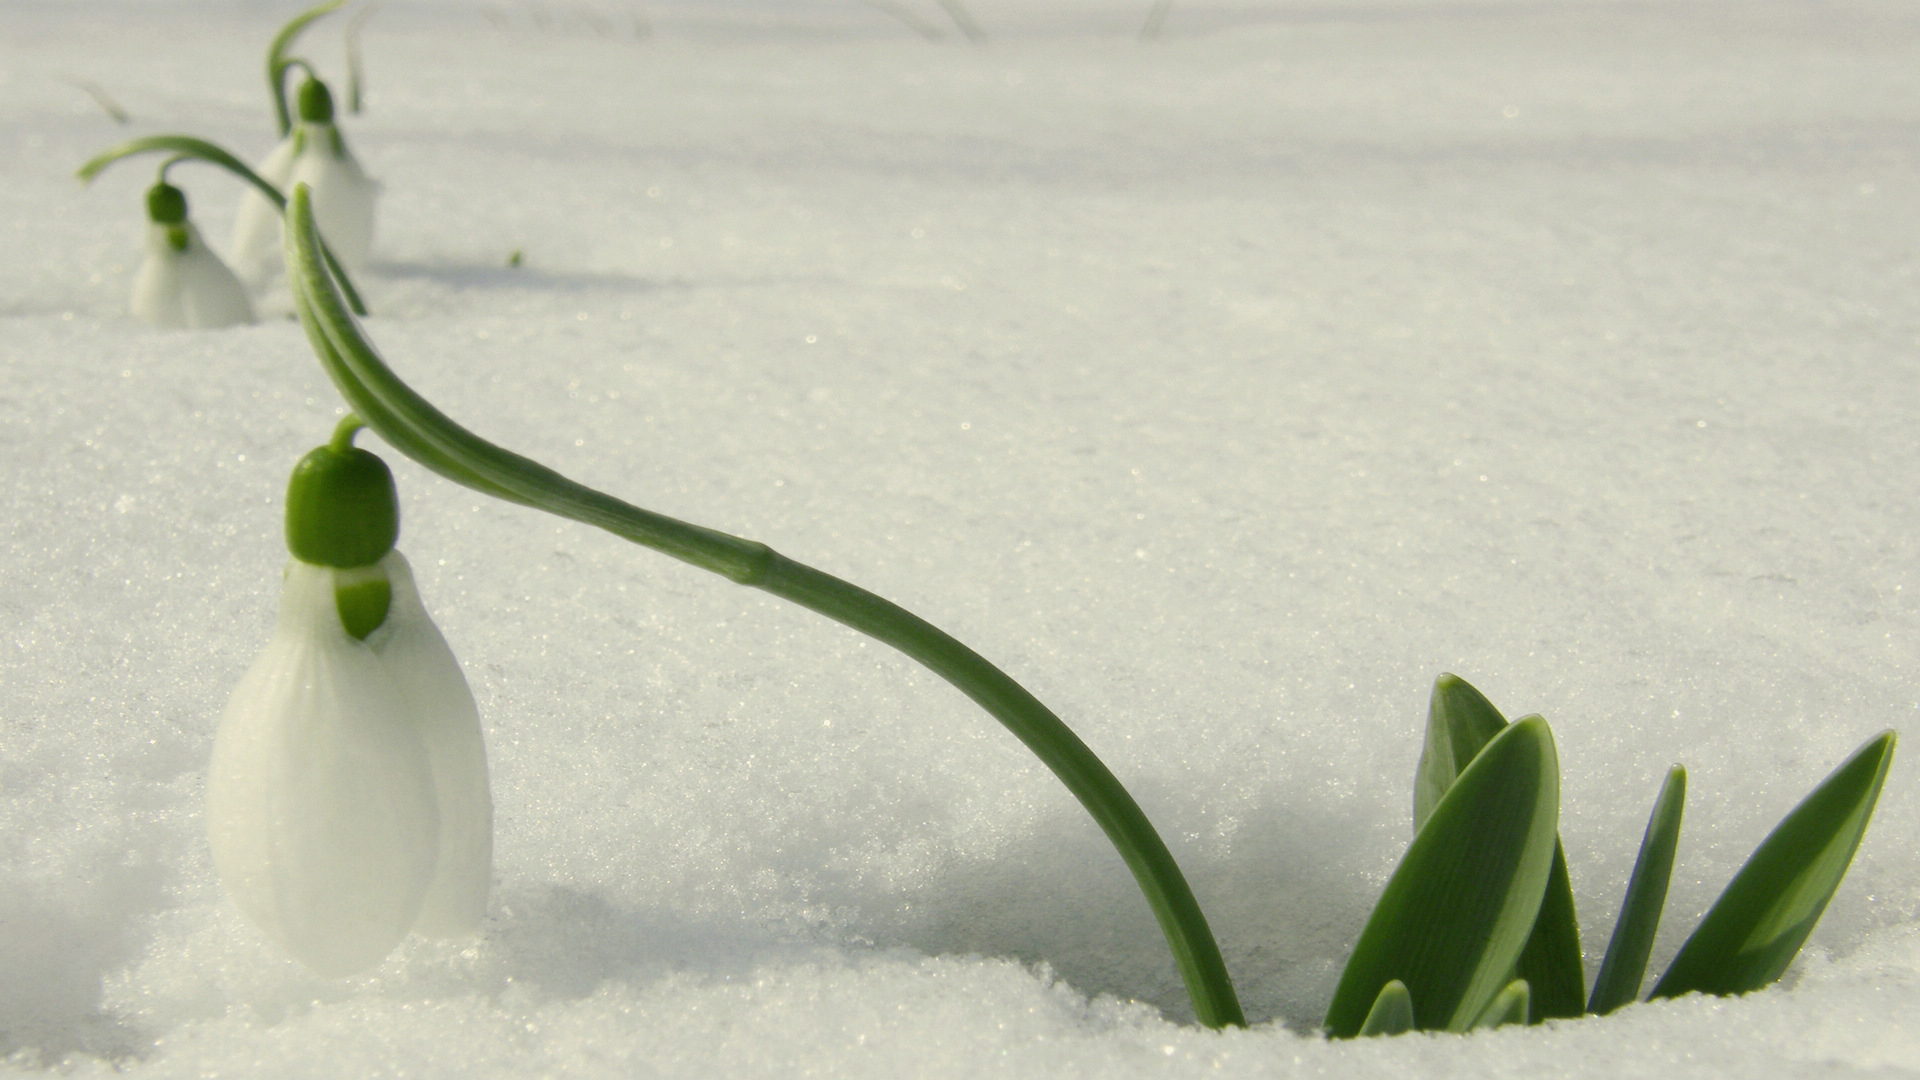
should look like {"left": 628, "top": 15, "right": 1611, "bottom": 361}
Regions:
{"left": 3, "top": 0, "right": 1919, "bottom": 1074}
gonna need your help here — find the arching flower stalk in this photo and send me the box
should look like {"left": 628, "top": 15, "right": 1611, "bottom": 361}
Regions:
{"left": 232, "top": 72, "right": 379, "bottom": 285}
{"left": 265, "top": 0, "right": 353, "bottom": 137}
{"left": 282, "top": 184, "right": 1245, "bottom": 1026}
{"left": 207, "top": 418, "right": 491, "bottom": 975}
{"left": 129, "top": 161, "right": 253, "bottom": 330}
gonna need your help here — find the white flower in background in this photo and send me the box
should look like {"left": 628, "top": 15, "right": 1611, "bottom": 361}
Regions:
{"left": 130, "top": 182, "right": 254, "bottom": 330}
{"left": 231, "top": 75, "right": 378, "bottom": 285}
{"left": 207, "top": 430, "right": 490, "bottom": 976}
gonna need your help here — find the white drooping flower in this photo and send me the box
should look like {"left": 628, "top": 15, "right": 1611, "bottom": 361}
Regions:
{"left": 208, "top": 446, "right": 491, "bottom": 976}
{"left": 376, "top": 553, "right": 494, "bottom": 938}
{"left": 129, "top": 183, "right": 254, "bottom": 330}
{"left": 231, "top": 76, "right": 378, "bottom": 286}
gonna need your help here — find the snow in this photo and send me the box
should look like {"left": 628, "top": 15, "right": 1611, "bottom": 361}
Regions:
{"left": 3, "top": 0, "right": 1918, "bottom": 1074}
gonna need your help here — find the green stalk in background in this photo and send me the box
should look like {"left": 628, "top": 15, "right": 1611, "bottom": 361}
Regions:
{"left": 281, "top": 184, "right": 1245, "bottom": 1029}
{"left": 269, "top": 0, "right": 351, "bottom": 136}
{"left": 78, "top": 134, "right": 367, "bottom": 317}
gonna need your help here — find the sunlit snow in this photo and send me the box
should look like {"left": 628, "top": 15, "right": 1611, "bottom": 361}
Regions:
{"left": 2, "top": 0, "right": 1917, "bottom": 1075}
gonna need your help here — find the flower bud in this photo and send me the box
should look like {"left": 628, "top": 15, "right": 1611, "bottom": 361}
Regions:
{"left": 145, "top": 181, "right": 188, "bottom": 226}
{"left": 284, "top": 440, "right": 400, "bottom": 569}
{"left": 231, "top": 97, "right": 379, "bottom": 282}
{"left": 129, "top": 183, "right": 255, "bottom": 330}
{"left": 296, "top": 76, "right": 335, "bottom": 125}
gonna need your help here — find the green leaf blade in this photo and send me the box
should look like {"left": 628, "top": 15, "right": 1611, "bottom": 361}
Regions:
{"left": 1514, "top": 839, "right": 1585, "bottom": 1020}
{"left": 1412, "top": 676, "right": 1585, "bottom": 1020}
{"left": 1414, "top": 673, "right": 1510, "bottom": 830}
{"left": 1651, "top": 731, "right": 1895, "bottom": 1000}
{"left": 1589, "top": 765, "right": 1686, "bottom": 1015}
{"left": 1326, "top": 716, "right": 1562, "bottom": 1037}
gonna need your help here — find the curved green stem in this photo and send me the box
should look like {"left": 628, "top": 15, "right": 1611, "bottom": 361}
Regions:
{"left": 269, "top": 0, "right": 350, "bottom": 136}
{"left": 78, "top": 135, "right": 367, "bottom": 317}
{"left": 283, "top": 184, "right": 1245, "bottom": 1028}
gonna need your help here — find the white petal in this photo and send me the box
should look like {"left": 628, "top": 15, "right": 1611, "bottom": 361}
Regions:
{"left": 230, "top": 138, "right": 299, "bottom": 286}
{"left": 207, "top": 560, "right": 439, "bottom": 976}
{"left": 130, "top": 227, "right": 189, "bottom": 329}
{"left": 290, "top": 126, "right": 379, "bottom": 271}
{"left": 131, "top": 223, "right": 255, "bottom": 330}
{"left": 367, "top": 552, "right": 493, "bottom": 938}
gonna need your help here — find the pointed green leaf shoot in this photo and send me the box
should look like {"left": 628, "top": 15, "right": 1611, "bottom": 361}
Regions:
{"left": 1472, "top": 979, "right": 1531, "bottom": 1030}
{"left": 1325, "top": 716, "right": 1561, "bottom": 1037}
{"left": 1651, "top": 731, "right": 1896, "bottom": 1000}
{"left": 1357, "top": 980, "right": 1415, "bottom": 1037}
{"left": 1515, "top": 839, "right": 1586, "bottom": 1020}
{"left": 1413, "top": 673, "right": 1509, "bottom": 830}
{"left": 1588, "top": 765, "right": 1686, "bottom": 1014}
{"left": 1412, "top": 675, "right": 1585, "bottom": 1020}
{"left": 280, "top": 185, "right": 1246, "bottom": 1028}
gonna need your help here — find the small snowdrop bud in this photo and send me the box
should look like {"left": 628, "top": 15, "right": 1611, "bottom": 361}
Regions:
{"left": 130, "top": 181, "right": 254, "bottom": 330}
{"left": 146, "top": 182, "right": 188, "bottom": 227}
{"left": 208, "top": 422, "right": 492, "bottom": 975}
{"left": 296, "top": 75, "right": 335, "bottom": 125}
{"left": 232, "top": 75, "right": 379, "bottom": 284}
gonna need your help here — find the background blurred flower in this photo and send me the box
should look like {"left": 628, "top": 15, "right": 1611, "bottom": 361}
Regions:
{"left": 129, "top": 180, "right": 253, "bottom": 329}
{"left": 230, "top": 75, "right": 377, "bottom": 285}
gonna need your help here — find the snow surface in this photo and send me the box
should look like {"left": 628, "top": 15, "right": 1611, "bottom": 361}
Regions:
{"left": 3, "top": 0, "right": 1919, "bottom": 1074}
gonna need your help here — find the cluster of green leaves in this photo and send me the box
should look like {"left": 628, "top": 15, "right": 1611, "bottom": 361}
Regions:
{"left": 1327, "top": 674, "right": 1895, "bottom": 1037}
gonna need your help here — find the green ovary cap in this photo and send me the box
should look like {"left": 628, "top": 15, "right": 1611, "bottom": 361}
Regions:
{"left": 146, "top": 182, "right": 188, "bottom": 225}
{"left": 296, "top": 76, "right": 335, "bottom": 125}
{"left": 284, "top": 435, "right": 399, "bottom": 569}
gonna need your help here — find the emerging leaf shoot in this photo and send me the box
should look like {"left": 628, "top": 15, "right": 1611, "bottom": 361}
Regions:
{"left": 1357, "top": 980, "right": 1415, "bottom": 1037}
{"left": 1326, "top": 716, "right": 1561, "bottom": 1036}
{"left": 1651, "top": 731, "right": 1896, "bottom": 1000}
{"left": 1413, "top": 675, "right": 1585, "bottom": 1019}
{"left": 1472, "top": 979, "right": 1530, "bottom": 1030}
{"left": 1588, "top": 765, "right": 1686, "bottom": 1014}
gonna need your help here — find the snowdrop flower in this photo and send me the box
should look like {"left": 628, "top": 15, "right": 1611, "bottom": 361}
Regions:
{"left": 207, "top": 422, "right": 490, "bottom": 976}
{"left": 231, "top": 75, "right": 377, "bottom": 285}
{"left": 129, "top": 181, "right": 254, "bottom": 330}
